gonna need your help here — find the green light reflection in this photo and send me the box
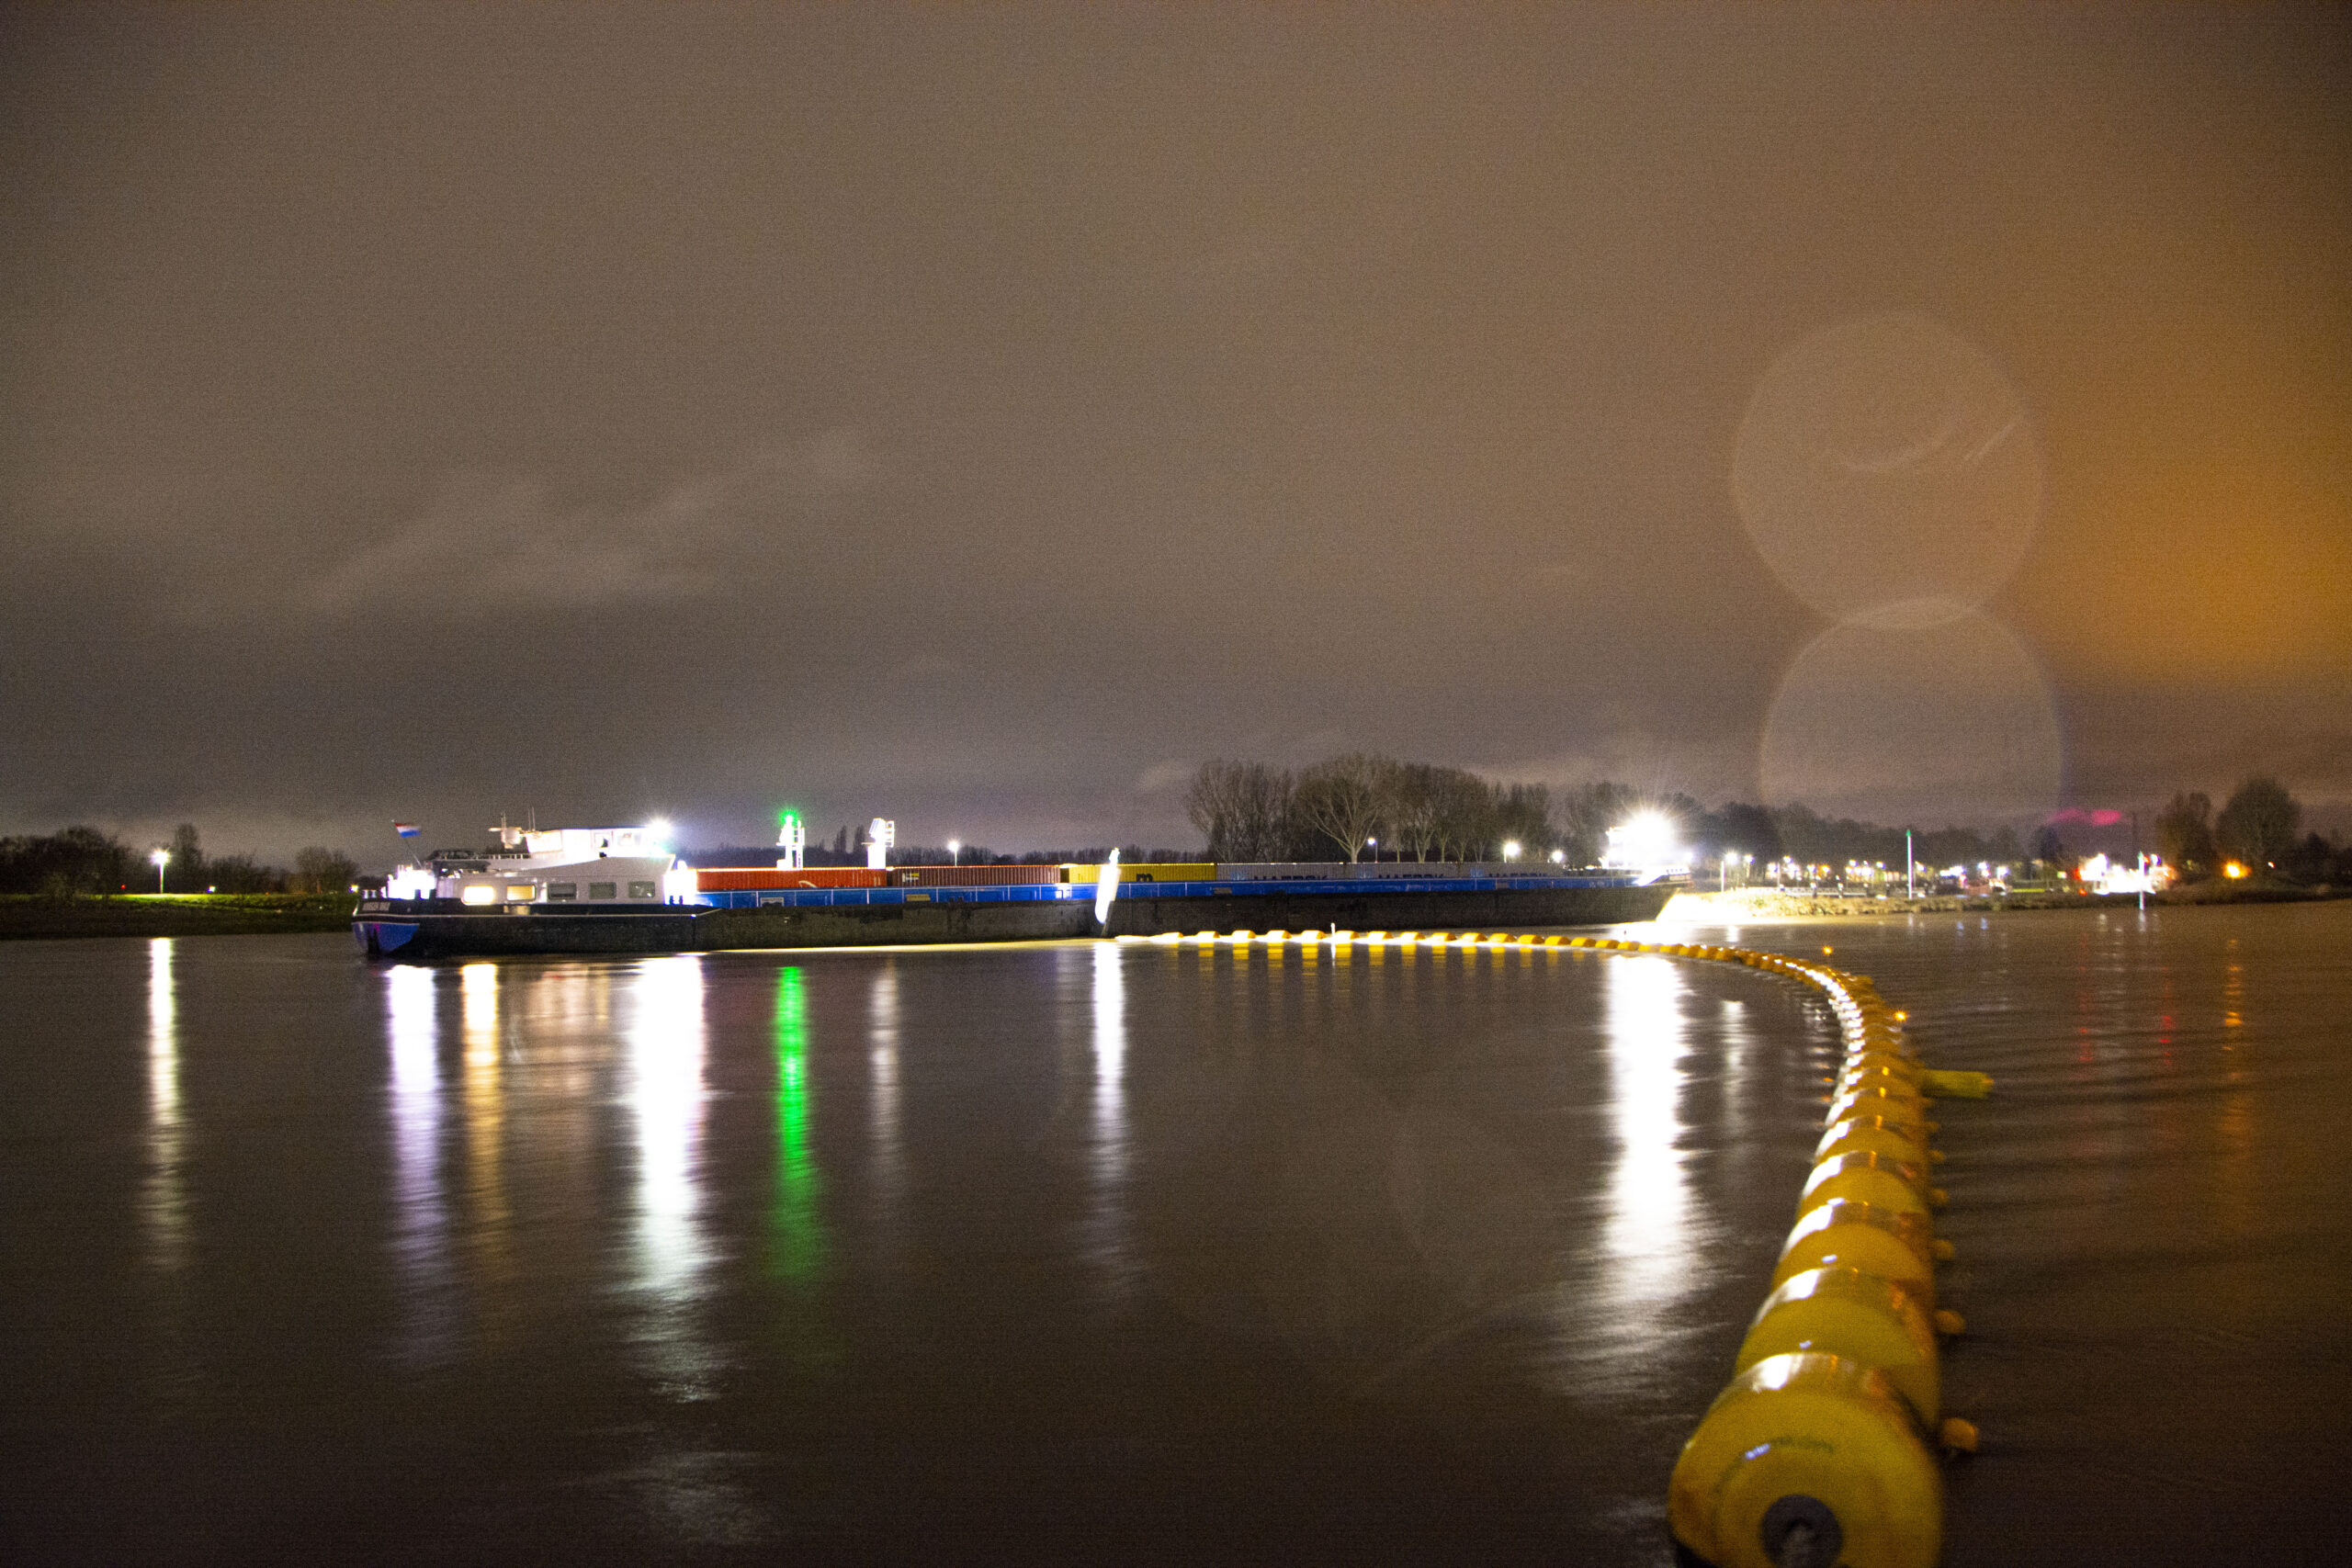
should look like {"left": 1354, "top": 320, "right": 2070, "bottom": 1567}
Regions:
{"left": 773, "top": 966, "right": 828, "bottom": 1282}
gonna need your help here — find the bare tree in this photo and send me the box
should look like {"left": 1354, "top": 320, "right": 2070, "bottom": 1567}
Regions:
{"left": 1488, "top": 783, "right": 1555, "bottom": 860}
{"left": 1554, "top": 782, "right": 1642, "bottom": 866}
{"left": 1430, "top": 768, "right": 1496, "bottom": 862}
{"left": 2154, "top": 791, "right": 2218, "bottom": 877}
{"left": 1186, "top": 760, "right": 1295, "bottom": 862}
{"left": 1376, "top": 761, "right": 1443, "bottom": 860}
{"left": 1292, "top": 753, "right": 1386, "bottom": 862}
{"left": 2216, "top": 776, "right": 2301, "bottom": 872}
{"left": 168, "top": 823, "right": 204, "bottom": 892}
{"left": 292, "top": 847, "right": 357, "bottom": 895}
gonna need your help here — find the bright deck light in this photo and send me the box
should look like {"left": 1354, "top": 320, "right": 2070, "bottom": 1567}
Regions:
{"left": 1600, "top": 812, "right": 1688, "bottom": 881}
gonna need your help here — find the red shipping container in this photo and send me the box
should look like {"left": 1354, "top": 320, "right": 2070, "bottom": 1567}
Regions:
{"left": 695, "top": 866, "right": 886, "bottom": 892}
{"left": 887, "top": 864, "right": 1060, "bottom": 887}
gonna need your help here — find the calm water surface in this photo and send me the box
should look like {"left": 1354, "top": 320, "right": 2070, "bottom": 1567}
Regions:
{"left": 1, "top": 905, "right": 2345, "bottom": 1563}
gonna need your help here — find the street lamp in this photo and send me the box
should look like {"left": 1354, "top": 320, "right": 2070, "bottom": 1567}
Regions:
{"left": 151, "top": 848, "right": 169, "bottom": 894}
{"left": 1502, "top": 840, "right": 1521, "bottom": 863}
{"left": 1363, "top": 836, "right": 1376, "bottom": 864}
{"left": 947, "top": 839, "right": 961, "bottom": 867}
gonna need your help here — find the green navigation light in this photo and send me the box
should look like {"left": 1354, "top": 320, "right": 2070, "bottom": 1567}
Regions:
{"left": 772, "top": 966, "right": 826, "bottom": 1283}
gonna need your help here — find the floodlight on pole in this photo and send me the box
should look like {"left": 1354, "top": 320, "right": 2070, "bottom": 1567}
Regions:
{"left": 152, "top": 848, "right": 169, "bottom": 894}
{"left": 947, "top": 839, "right": 961, "bottom": 867}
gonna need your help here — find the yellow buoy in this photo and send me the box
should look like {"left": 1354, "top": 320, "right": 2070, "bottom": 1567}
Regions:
{"left": 1814, "top": 1121, "right": 1935, "bottom": 1173}
{"left": 1815, "top": 1112, "right": 1933, "bottom": 1158}
{"left": 1802, "top": 1150, "right": 1933, "bottom": 1206}
{"left": 1826, "top": 1083, "right": 1932, "bottom": 1126}
{"left": 1668, "top": 1352, "right": 1942, "bottom": 1568}
{"left": 1796, "top": 1157, "right": 1933, "bottom": 1222}
{"left": 1734, "top": 1267, "right": 1942, "bottom": 1426}
{"left": 1773, "top": 1200, "right": 1939, "bottom": 1303}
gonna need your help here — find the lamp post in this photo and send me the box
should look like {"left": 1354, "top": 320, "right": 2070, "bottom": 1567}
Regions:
{"left": 947, "top": 839, "right": 961, "bottom": 867}
{"left": 1364, "top": 837, "right": 1376, "bottom": 864}
{"left": 151, "top": 848, "right": 169, "bottom": 894}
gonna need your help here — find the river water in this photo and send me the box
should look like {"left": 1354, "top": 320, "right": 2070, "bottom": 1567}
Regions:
{"left": 0, "top": 905, "right": 2344, "bottom": 1563}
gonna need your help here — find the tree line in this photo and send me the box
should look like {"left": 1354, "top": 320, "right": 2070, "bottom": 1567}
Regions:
{"left": 0, "top": 824, "right": 359, "bottom": 897}
{"left": 1182, "top": 757, "right": 2347, "bottom": 883}
{"left": 2153, "top": 776, "right": 2344, "bottom": 883}
{"left": 1185, "top": 757, "right": 1748, "bottom": 866}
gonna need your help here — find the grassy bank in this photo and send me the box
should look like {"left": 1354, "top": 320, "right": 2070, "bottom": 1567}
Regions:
{"left": 0, "top": 893, "right": 359, "bottom": 941}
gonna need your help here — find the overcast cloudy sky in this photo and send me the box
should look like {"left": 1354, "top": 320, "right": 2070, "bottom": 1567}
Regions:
{"left": 5, "top": 4, "right": 2346, "bottom": 864}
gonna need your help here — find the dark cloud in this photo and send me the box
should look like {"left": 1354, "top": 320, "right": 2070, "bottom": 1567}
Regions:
{"left": 4, "top": 4, "right": 2347, "bottom": 863}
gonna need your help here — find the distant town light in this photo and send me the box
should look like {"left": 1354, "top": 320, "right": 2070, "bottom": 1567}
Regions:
{"left": 2224, "top": 862, "right": 2248, "bottom": 880}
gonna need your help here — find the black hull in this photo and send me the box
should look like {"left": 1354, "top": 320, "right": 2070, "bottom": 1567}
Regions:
{"left": 356, "top": 883, "right": 1674, "bottom": 958}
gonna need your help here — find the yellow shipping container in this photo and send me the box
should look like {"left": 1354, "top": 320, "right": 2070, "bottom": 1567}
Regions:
{"left": 1060, "top": 863, "right": 1217, "bottom": 885}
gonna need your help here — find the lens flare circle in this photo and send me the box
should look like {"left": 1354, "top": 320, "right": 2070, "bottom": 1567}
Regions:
{"left": 1759, "top": 612, "right": 2064, "bottom": 827}
{"left": 1733, "top": 313, "right": 2043, "bottom": 628}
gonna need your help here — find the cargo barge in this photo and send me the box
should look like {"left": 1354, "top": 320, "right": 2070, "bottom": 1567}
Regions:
{"left": 355, "top": 825, "right": 1677, "bottom": 958}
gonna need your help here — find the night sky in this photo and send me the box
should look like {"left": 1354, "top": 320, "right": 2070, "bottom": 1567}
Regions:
{"left": 5, "top": 5, "right": 2346, "bottom": 864}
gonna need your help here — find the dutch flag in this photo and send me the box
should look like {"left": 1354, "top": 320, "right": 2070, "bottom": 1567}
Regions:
{"left": 393, "top": 823, "right": 421, "bottom": 839}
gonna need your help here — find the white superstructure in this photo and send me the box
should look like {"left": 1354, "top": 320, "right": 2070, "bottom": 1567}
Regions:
{"left": 384, "top": 823, "right": 694, "bottom": 906}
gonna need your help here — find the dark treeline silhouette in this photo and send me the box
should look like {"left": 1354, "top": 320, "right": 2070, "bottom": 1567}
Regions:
{"left": 1180, "top": 758, "right": 2349, "bottom": 884}
{"left": 0, "top": 824, "right": 357, "bottom": 897}
{"left": 2154, "top": 775, "right": 2346, "bottom": 884}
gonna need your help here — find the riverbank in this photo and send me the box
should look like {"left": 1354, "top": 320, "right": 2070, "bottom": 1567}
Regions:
{"left": 0, "top": 893, "right": 359, "bottom": 941}
{"left": 1663, "top": 879, "right": 2343, "bottom": 920}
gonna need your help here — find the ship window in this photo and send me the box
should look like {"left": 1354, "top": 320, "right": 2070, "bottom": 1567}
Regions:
{"left": 628, "top": 880, "right": 658, "bottom": 899}
{"left": 545, "top": 883, "right": 576, "bottom": 901}
{"left": 505, "top": 884, "right": 536, "bottom": 901}
{"left": 589, "top": 881, "right": 616, "bottom": 900}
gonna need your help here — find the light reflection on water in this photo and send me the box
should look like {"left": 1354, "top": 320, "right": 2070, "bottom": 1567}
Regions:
{"left": 863, "top": 961, "right": 902, "bottom": 1258}
{"left": 1596, "top": 953, "right": 1696, "bottom": 1322}
{"left": 772, "top": 965, "right": 825, "bottom": 1283}
{"left": 627, "top": 954, "right": 713, "bottom": 1396}
{"left": 386, "top": 964, "right": 449, "bottom": 1361}
{"left": 141, "top": 938, "right": 187, "bottom": 1276}
{"left": 1085, "top": 941, "right": 1136, "bottom": 1298}
{"left": 460, "top": 964, "right": 514, "bottom": 1309}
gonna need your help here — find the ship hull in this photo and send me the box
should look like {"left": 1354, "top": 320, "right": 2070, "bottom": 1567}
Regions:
{"left": 356, "top": 882, "right": 1675, "bottom": 958}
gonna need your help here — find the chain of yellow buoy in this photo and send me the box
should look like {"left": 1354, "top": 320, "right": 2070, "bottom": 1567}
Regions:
{"left": 1128, "top": 927, "right": 1991, "bottom": 1567}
